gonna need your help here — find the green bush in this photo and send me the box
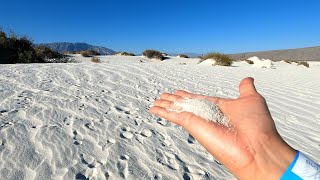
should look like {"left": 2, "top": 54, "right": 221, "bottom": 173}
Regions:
{"left": 297, "top": 61, "right": 309, "bottom": 68}
{"left": 79, "top": 50, "right": 101, "bottom": 57}
{"left": 91, "top": 57, "right": 101, "bottom": 63}
{"left": 178, "top": 54, "right": 189, "bottom": 58}
{"left": 35, "top": 46, "right": 63, "bottom": 59}
{"left": 142, "top": 49, "right": 164, "bottom": 60}
{"left": 0, "top": 30, "right": 45, "bottom": 64}
{"left": 117, "top": 52, "right": 135, "bottom": 56}
{"left": 283, "top": 60, "right": 292, "bottom": 64}
{"left": 245, "top": 60, "right": 254, "bottom": 64}
{"left": 201, "top": 52, "right": 233, "bottom": 66}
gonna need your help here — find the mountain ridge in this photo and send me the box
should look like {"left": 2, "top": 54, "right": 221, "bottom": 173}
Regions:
{"left": 229, "top": 46, "right": 320, "bottom": 61}
{"left": 36, "top": 42, "right": 116, "bottom": 55}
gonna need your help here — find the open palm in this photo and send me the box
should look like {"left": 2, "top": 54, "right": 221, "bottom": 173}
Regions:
{"left": 150, "top": 78, "right": 296, "bottom": 179}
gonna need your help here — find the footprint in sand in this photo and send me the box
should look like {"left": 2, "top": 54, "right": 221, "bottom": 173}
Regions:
{"left": 117, "top": 155, "right": 129, "bottom": 178}
{"left": 102, "top": 138, "right": 116, "bottom": 151}
{"left": 85, "top": 122, "right": 96, "bottom": 131}
{"left": 63, "top": 116, "right": 72, "bottom": 126}
{"left": 141, "top": 129, "right": 152, "bottom": 137}
{"left": 75, "top": 173, "right": 87, "bottom": 180}
{"left": 80, "top": 153, "right": 96, "bottom": 168}
{"left": 187, "top": 134, "right": 196, "bottom": 144}
{"left": 157, "top": 118, "right": 169, "bottom": 126}
{"left": 73, "top": 130, "right": 83, "bottom": 145}
{"left": 120, "top": 127, "right": 134, "bottom": 139}
{"left": 79, "top": 104, "right": 86, "bottom": 110}
{"left": 156, "top": 149, "right": 179, "bottom": 170}
{"left": 183, "top": 166, "right": 206, "bottom": 180}
{"left": 114, "top": 105, "right": 138, "bottom": 115}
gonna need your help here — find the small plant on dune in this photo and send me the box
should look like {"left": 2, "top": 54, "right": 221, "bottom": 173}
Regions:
{"left": 178, "top": 54, "right": 189, "bottom": 58}
{"left": 91, "top": 57, "right": 101, "bottom": 63}
{"left": 142, "top": 49, "right": 164, "bottom": 60}
{"left": 245, "top": 60, "right": 254, "bottom": 64}
{"left": 80, "top": 50, "right": 101, "bottom": 57}
{"left": 200, "top": 52, "right": 233, "bottom": 66}
{"left": 117, "top": 52, "right": 135, "bottom": 56}
{"left": 297, "top": 61, "right": 309, "bottom": 68}
{"left": 284, "top": 60, "right": 292, "bottom": 64}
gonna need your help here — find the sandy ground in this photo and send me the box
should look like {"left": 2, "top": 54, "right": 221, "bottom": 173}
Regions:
{"left": 0, "top": 55, "right": 319, "bottom": 179}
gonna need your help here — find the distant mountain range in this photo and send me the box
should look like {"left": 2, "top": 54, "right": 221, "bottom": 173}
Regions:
{"left": 37, "top": 42, "right": 320, "bottom": 61}
{"left": 170, "top": 46, "right": 320, "bottom": 61}
{"left": 229, "top": 46, "right": 320, "bottom": 61}
{"left": 36, "top": 42, "right": 116, "bottom": 55}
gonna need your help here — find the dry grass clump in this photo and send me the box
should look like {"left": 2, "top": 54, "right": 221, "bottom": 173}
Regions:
{"left": 284, "top": 60, "right": 293, "bottom": 64}
{"left": 91, "top": 57, "right": 101, "bottom": 63}
{"left": 79, "top": 50, "right": 100, "bottom": 57}
{"left": 116, "top": 52, "right": 135, "bottom": 56}
{"left": 142, "top": 49, "right": 164, "bottom": 60}
{"left": 200, "top": 52, "right": 233, "bottom": 66}
{"left": 245, "top": 60, "right": 254, "bottom": 64}
{"left": 178, "top": 54, "right": 189, "bottom": 58}
{"left": 297, "top": 61, "right": 309, "bottom": 68}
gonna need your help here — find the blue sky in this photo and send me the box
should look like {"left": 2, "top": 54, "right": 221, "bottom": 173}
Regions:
{"left": 1, "top": 0, "right": 320, "bottom": 54}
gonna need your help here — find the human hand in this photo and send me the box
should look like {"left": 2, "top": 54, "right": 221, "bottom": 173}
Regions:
{"left": 150, "top": 77, "right": 296, "bottom": 179}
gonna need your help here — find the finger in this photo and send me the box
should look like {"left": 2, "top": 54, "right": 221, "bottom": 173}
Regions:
{"left": 149, "top": 106, "right": 186, "bottom": 126}
{"left": 153, "top": 99, "right": 181, "bottom": 110}
{"left": 239, "top": 77, "right": 258, "bottom": 97}
{"left": 149, "top": 107, "right": 229, "bottom": 146}
{"left": 149, "top": 106, "right": 224, "bottom": 130}
{"left": 175, "top": 90, "right": 221, "bottom": 104}
{"left": 160, "top": 92, "right": 185, "bottom": 102}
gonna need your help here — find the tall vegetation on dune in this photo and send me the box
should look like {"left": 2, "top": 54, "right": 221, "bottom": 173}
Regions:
{"left": 35, "top": 46, "right": 63, "bottom": 59}
{"left": 200, "top": 52, "right": 233, "bottom": 66}
{"left": 0, "top": 30, "right": 43, "bottom": 63}
{"left": 178, "top": 54, "right": 189, "bottom": 58}
{"left": 142, "top": 49, "right": 164, "bottom": 60}
{"left": 78, "top": 50, "right": 101, "bottom": 57}
{"left": 116, "top": 52, "right": 135, "bottom": 56}
{"left": 0, "top": 29, "right": 63, "bottom": 64}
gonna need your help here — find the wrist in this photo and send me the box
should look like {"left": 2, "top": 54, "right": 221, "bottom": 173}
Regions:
{"left": 236, "top": 133, "right": 296, "bottom": 180}
{"left": 255, "top": 134, "right": 297, "bottom": 179}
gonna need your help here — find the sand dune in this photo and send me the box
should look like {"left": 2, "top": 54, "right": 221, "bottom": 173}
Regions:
{"left": 0, "top": 56, "right": 319, "bottom": 179}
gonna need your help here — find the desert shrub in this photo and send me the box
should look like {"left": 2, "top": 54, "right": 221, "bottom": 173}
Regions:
{"left": 245, "top": 60, "right": 254, "bottom": 64}
{"left": 142, "top": 49, "right": 164, "bottom": 60}
{"left": 178, "top": 54, "right": 189, "bottom": 58}
{"left": 297, "top": 61, "right": 309, "bottom": 68}
{"left": 284, "top": 60, "right": 292, "bottom": 64}
{"left": 35, "top": 46, "right": 63, "bottom": 59}
{"left": 91, "top": 57, "right": 101, "bottom": 63}
{"left": 201, "top": 52, "right": 233, "bottom": 66}
{"left": 80, "top": 50, "right": 100, "bottom": 57}
{"left": 117, "top": 52, "right": 135, "bottom": 56}
{"left": 0, "top": 30, "right": 45, "bottom": 64}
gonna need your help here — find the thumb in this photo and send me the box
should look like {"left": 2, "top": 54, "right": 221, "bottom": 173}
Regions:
{"left": 239, "top": 77, "right": 257, "bottom": 97}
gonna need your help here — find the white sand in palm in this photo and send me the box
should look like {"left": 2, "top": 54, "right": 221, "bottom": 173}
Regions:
{"left": 175, "top": 99, "right": 230, "bottom": 126}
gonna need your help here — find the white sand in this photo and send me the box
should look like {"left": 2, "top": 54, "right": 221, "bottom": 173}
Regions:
{"left": 175, "top": 99, "right": 230, "bottom": 126}
{"left": 0, "top": 55, "right": 319, "bottom": 179}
